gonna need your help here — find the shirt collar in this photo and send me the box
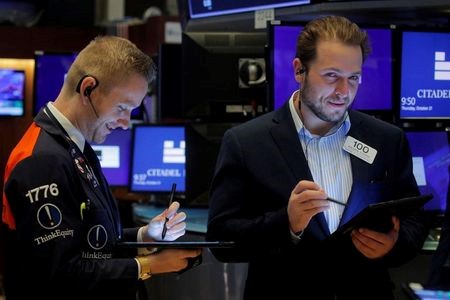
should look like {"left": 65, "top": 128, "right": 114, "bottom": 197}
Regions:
{"left": 288, "top": 90, "right": 351, "bottom": 138}
{"left": 46, "top": 102, "right": 86, "bottom": 152}
{"left": 289, "top": 91, "right": 303, "bottom": 133}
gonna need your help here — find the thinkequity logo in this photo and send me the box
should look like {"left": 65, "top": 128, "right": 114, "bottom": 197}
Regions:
{"left": 163, "top": 140, "right": 185, "bottom": 163}
{"left": 434, "top": 51, "right": 450, "bottom": 81}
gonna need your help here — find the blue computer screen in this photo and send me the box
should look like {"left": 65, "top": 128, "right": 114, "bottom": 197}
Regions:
{"left": 0, "top": 68, "right": 25, "bottom": 117}
{"left": 189, "top": 0, "right": 310, "bottom": 19}
{"left": 130, "top": 125, "right": 186, "bottom": 193}
{"left": 91, "top": 128, "right": 132, "bottom": 187}
{"left": 406, "top": 131, "right": 450, "bottom": 213}
{"left": 400, "top": 31, "right": 450, "bottom": 119}
{"left": 34, "top": 52, "right": 78, "bottom": 115}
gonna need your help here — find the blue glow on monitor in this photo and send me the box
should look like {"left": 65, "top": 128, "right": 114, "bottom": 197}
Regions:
{"left": 91, "top": 128, "right": 132, "bottom": 187}
{"left": 130, "top": 125, "right": 186, "bottom": 193}
{"left": 34, "top": 52, "right": 77, "bottom": 116}
{"left": 406, "top": 131, "right": 450, "bottom": 213}
{"left": 0, "top": 69, "right": 25, "bottom": 116}
{"left": 189, "top": 0, "right": 310, "bottom": 19}
{"left": 400, "top": 31, "right": 450, "bottom": 119}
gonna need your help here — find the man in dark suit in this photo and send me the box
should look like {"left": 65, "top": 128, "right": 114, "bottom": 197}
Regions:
{"left": 206, "top": 16, "right": 429, "bottom": 299}
{"left": 427, "top": 165, "right": 450, "bottom": 289}
{"left": 2, "top": 36, "right": 200, "bottom": 300}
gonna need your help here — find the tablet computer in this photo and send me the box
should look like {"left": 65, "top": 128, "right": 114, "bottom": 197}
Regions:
{"left": 402, "top": 282, "right": 450, "bottom": 299}
{"left": 331, "top": 194, "right": 433, "bottom": 238}
{"left": 118, "top": 241, "right": 236, "bottom": 249}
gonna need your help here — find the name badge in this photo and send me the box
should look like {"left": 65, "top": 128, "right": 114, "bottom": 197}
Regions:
{"left": 343, "top": 136, "right": 377, "bottom": 164}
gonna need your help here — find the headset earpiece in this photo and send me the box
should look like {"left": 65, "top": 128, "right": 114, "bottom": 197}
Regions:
{"left": 75, "top": 74, "right": 98, "bottom": 95}
{"left": 296, "top": 68, "right": 306, "bottom": 75}
{"left": 84, "top": 86, "right": 93, "bottom": 97}
{"left": 74, "top": 75, "right": 100, "bottom": 118}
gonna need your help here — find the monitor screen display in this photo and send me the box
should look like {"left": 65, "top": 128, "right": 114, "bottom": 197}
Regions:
{"left": 0, "top": 68, "right": 25, "bottom": 117}
{"left": 34, "top": 51, "right": 78, "bottom": 116}
{"left": 269, "top": 23, "right": 393, "bottom": 112}
{"left": 130, "top": 123, "right": 229, "bottom": 205}
{"left": 406, "top": 131, "right": 450, "bottom": 213}
{"left": 91, "top": 128, "right": 132, "bottom": 187}
{"left": 189, "top": 0, "right": 310, "bottom": 19}
{"left": 399, "top": 31, "right": 450, "bottom": 120}
{"left": 130, "top": 125, "right": 186, "bottom": 193}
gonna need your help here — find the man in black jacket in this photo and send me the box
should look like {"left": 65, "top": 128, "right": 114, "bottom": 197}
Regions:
{"left": 2, "top": 36, "right": 200, "bottom": 300}
{"left": 427, "top": 165, "right": 450, "bottom": 289}
{"left": 207, "top": 16, "right": 429, "bottom": 299}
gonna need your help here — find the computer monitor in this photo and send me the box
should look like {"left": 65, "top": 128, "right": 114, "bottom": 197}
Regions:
{"left": 267, "top": 22, "right": 393, "bottom": 117}
{"left": 129, "top": 123, "right": 227, "bottom": 206}
{"left": 405, "top": 130, "right": 450, "bottom": 214}
{"left": 187, "top": 0, "right": 310, "bottom": 19}
{"left": 0, "top": 68, "right": 25, "bottom": 117}
{"left": 91, "top": 128, "right": 132, "bottom": 187}
{"left": 130, "top": 124, "right": 186, "bottom": 193}
{"left": 398, "top": 29, "right": 450, "bottom": 128}
{"left": 33, "top": 51, "right": 77, "bottom": 116}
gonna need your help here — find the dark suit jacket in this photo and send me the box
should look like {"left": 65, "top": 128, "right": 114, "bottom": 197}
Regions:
{"left": 427, "top": 166, "right": 450, "bottom": 290}
{"left": 3, "top": 107, "right": 140, "bottom": 300}
{"left": 207, "top": 102, "right": 430, "bottom": 299}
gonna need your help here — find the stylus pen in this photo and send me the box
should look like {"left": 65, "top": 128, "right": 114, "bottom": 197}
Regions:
{"left": 161, "top": 183, "right": 177, "bottom": 240}
{"left": 326, "top": 197, "right": 347, "bottom": 207}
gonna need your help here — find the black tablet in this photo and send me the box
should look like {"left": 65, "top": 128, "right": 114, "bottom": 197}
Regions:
{"left": 331, "top": 194, "right": 433, "bottom": 238}
{"left": 402, "top": 282, "right": 450, "bottom": 299}
{"left": 118, "top": 241, "right": 236, "bottom": 249}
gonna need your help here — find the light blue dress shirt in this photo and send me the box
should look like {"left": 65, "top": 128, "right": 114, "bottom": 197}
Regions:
{"left": 289, "top": 92, "right": 353, "bottom": 233}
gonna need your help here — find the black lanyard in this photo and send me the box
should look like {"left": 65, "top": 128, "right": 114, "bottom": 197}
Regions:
{"left": 42, "top": 106, "right": 122, "bottom": 240}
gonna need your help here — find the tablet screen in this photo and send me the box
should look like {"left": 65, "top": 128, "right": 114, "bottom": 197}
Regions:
{"left": 403, "top": 282, "right": 450, "bottom": 300}
{"left": 331, "top": 194, "right": 433, "bottom": 238}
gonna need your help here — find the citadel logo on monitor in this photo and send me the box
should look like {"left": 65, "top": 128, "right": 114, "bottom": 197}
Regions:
{"left": 400, "top": 31, "right": 450, "bottom": 119}
{"left": 163, "top": 140, "right": 186, "bottom": 163}
{"left": 434, "top": 52, "right": 450, "bottom": 81}
{"left": 131, "top": 126, "right": 186, "bottom": 192}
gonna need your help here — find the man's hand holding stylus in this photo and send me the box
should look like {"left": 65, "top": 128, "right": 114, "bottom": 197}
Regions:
{"left": 287, "top": 180, "right": 331, "bottom": 234}
{"left": 141, "top": 201, "right": 187, "bottom": 242}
